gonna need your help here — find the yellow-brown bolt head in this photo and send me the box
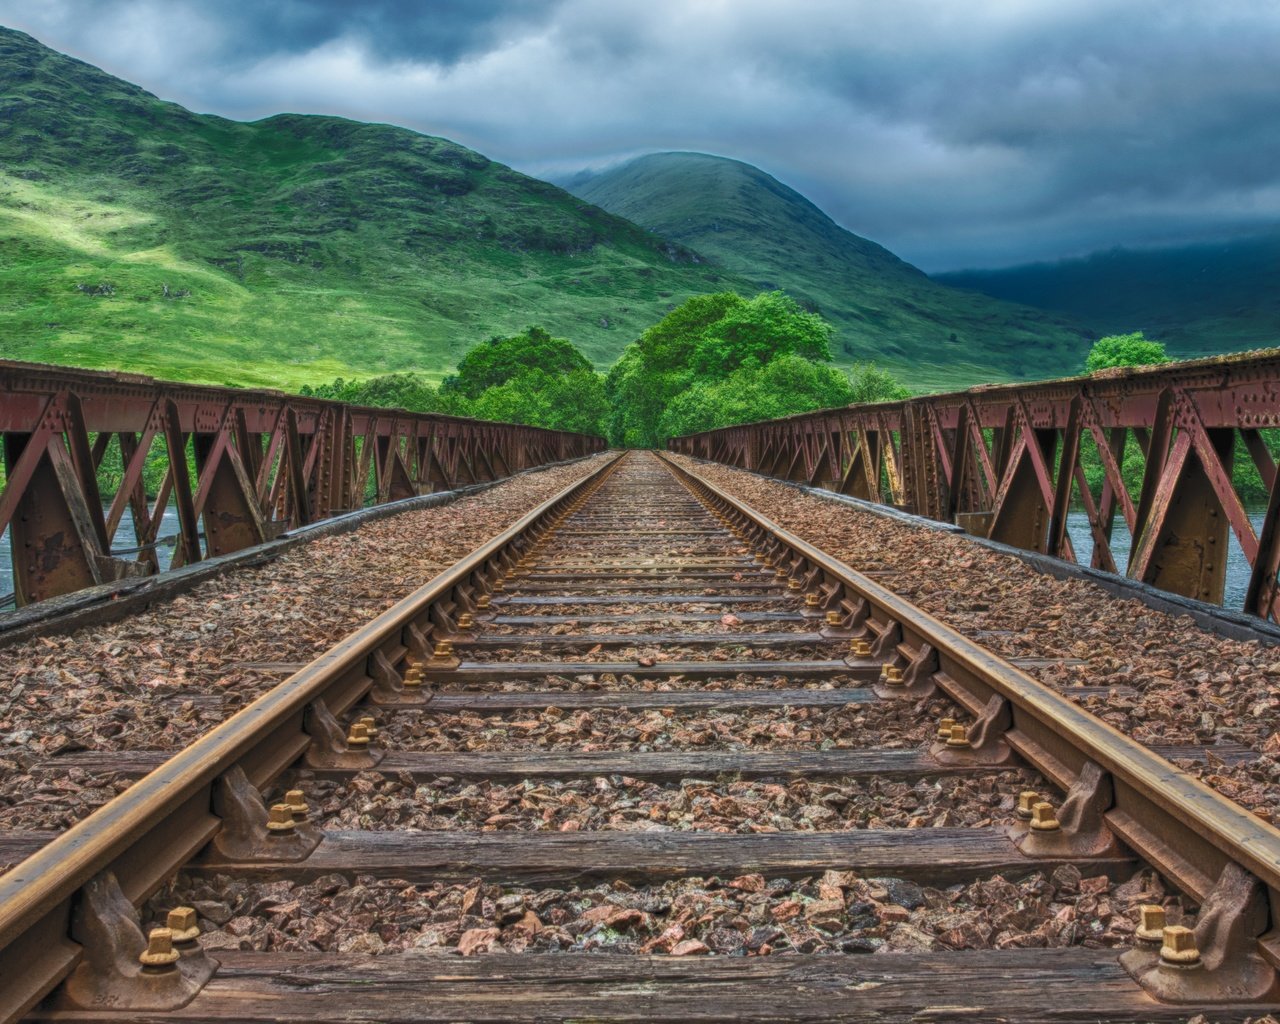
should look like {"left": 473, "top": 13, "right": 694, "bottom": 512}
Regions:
{"left": 166, "top": 907, "right": 200, "bottom": 943}
{"left": 285, "top": 789, "right": 310, "bottom": 822}
{"left": 1135, "top": 904, "right": 1167, "bottom": 943}
{"left": 1015, "top": 790, "right": 1041, "bottom": 820}
{"left": 1029, "top": 801, "right": 1061, "bottom": 831}
{"left": 139, "top": 928, "right": 181, "bottom": 969}
{"left": 1159, "top": 925, "right": 1201, "bottom": 966}
{"left": 267, "top": 803, "right": 296, "bottom": 833}
{"left": 937, "top": 717, "right": 956, "bottom": 741}
{"left": 347, "top": 721, "right": 371, "bottom": 750}
{"left": 804, "top": 592, "right": 821, "bottom": 607}
{"left": 825, "top": 610, "right": 843, "bottom": 626}
{"left": 945, "top": 724, "right": 970, "bottom": 748}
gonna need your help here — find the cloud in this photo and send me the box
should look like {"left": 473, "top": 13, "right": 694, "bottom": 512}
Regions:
{"left": 3, "top": 0, "right": 1278, "bottom": 269}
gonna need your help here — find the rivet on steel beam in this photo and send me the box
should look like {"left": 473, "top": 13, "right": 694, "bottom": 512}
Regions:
{"left": 1028, "top": 801, "right": 1060, "bottom": 831}
{"left": 347, "top": 721, "right": 371, "bottom": 750}
{"left": 359, "top": 715, "right": 379, "bottom": 739}
{"left": 165, "top": 907, "right": 200, "bottom": 946}
{"left": 457, "top": 612, "right": 475, "bottom": 629}
{"left": 267, "top": 804, "right": 297, "bottom": 834}
{"left": 804, "top": 592, "right": 821, "bottom": 607}
{"left": 1135, "top": 905, "right": 1167, "bottom": 945}
{"left": 945, "top": 723, "right": 970, "bottom": 748}
{"left": 936, "top": 717, "right": 956, "bottom": 741}
{"left": 1159, "top": 926, "right": 1202, "bottom": 968}
{"left": 285, "top": 789, "right": 310, "bottom": 822}
{"left": 139, "top": 928, "right": 181, "bottom": 971}
{"left": 825, "top": 610, "right": 843, "bottom": 625}
{"left": 1015, "top": 790, "right": 1040, "bottom": 820}
{"left": 849, "top": 638, "right": 872, "bottom": 657}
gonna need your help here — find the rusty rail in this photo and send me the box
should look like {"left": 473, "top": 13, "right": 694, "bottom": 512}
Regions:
{"left": 0, "top": 452, "right": 623, "bottom": 1023}
{"left": 0, "top": 360, "right": 605, "bottom": 607}
{"left": 660, "top": 451, "right": 1280, "bottom": 998}
{"left": 668, "top": 349, "right": 1280, "bottom": 621}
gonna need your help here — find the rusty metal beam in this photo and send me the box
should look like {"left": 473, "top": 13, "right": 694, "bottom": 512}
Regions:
{"left": 670, "top": 348, "right": 1280, "bottom": 621}
{"left": 0, "top": 361, "right": 604, "bottom": 607}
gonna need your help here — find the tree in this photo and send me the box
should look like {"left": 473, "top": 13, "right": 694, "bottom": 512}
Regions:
{"left": 1084, "top": 332, "right": 1170, "bottom": 372}
{"left": 442, "top": 326, "right": 593, "bottom": 398}
{"left": 605, "top": 290, "right": 838, "bottom": 447}
{"left": 847, "top": 362, "right": 910, "bottom": 404}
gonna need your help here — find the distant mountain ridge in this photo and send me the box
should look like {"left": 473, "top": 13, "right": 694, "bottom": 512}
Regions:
{"left": 0, "top": 27, "right": 752, "bottom": 388}
{"left": 934, "top": 234, "right": 1280, "bottom": 358}
{"left": 560, "top": 152, "right": 1091, "bottom": 389}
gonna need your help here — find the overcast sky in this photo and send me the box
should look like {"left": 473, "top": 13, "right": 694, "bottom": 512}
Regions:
{"left": 4, "top": 0, "right": 1279, "bottom": 270}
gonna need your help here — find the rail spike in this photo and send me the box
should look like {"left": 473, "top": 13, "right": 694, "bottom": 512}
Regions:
{"left": 55, "top": 871, "right": 216, "bottom": 1011}
{"left": 930, "top": 693, "right": 1013, "bottom": 764}
{"left": 204, "top": 765, "right": 323, "bottom": 864}
{"left": 1122, "top": 862, "right": 1280, "bottom": 1004}
{"left": 303, "top": 699, "right": 386, "bottom": 769}
{"left": 1015, "top": 760, "right": 1120, "bottom": 858}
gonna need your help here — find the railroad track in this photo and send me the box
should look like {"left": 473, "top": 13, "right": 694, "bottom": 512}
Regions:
{"left": 2, "top": 449, "right": 1279, "bottom": 1021}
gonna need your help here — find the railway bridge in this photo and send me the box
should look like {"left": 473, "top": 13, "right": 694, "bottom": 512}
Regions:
{"left": 0, "top": 355, "right": 1279, "bottom": 1022}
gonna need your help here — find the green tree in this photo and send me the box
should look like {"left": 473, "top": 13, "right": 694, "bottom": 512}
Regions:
{"left": 299, "top": 372, "right": 444, "bottom": 413}
{"left": 605, "top": 290, "right": 838, "bottom": 447}
{"left": 442, "top": 326, "right": 593, "bottom": 399}
{"left": 847, "top": 362, "right": 910, "bottom": 404}
{"left": 1084, "top": 332, "right": 1170, "bottom": 372}
{"left": 467, "top": 368, "right": 608, "bottom": 435}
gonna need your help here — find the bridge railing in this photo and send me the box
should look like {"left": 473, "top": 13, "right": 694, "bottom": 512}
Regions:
{"left": 0, "top": 360, "right": 605, "bottom": 607}
{"left": 669, "top": 349, "right": 1280, "bottom": 622}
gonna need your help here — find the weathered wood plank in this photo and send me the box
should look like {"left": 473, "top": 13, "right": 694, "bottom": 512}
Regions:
{"left": 196, "top": 827, "right": 1134, "bottom": 885}
{"left": 26, "top": 949, "right": 1224, "bottom": 1023}
{"left": 432, "top": 660, "right": 870, "bottom": 680}
{"left": 423, "top": 686, "right": 879, "bottom": 711}
{"left": 462, "top": 631, "right": 832, "bottom": 648}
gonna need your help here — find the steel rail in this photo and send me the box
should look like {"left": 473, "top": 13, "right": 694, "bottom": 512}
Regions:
{"left": 658, "top": 452, "right": 1280, "bottom": 970}
{"left": 0, "top": 452, "right": 624, "bottom": 1024}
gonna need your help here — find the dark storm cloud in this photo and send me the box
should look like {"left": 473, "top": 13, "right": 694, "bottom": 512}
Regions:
{"left": 3, "top": 0, "right": 1278, "bottom": 269}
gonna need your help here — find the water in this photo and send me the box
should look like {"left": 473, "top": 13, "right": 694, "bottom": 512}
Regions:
{"left": 1, "top": 504, "right": 181, "bottom": 607}
{"left": 1064, "top": 510, "right": 1266, "bottom": 611}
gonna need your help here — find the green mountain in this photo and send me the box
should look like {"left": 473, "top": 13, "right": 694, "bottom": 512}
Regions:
{"left": 560, "top": 152, "right": 1091, "bottom": 390}
{"left": 0, "top": 28, "right": 750, "bottom": 388}
{"left": 933, "top": 235, "right": 1280, "bottom": 358}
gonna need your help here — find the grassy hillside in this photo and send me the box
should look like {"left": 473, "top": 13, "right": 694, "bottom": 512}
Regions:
{"left": 561, "top": 152, "right": 1091, "bottom": 389}
{"left": 934, "top": 235, "right": 1280, "bottom": 359}
{"left": 0, "top": 28, "right": 750, "bottom": 388}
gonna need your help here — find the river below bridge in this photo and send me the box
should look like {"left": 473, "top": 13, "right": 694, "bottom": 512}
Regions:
{"left": 0, "top": 507, "right": 1266, "bottom": 615}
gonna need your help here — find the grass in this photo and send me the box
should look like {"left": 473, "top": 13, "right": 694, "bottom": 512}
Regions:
{"left": 0, "top": 28, "right": 753, "bottom": 388}
{"left": 561, "top": 152, "right": 1093, "bottom": 383}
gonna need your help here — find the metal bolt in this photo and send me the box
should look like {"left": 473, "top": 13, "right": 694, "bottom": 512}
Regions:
{"left": 267, "top": 803, "right": 296, "bottom": 834}
{"left": 492, "top": 579, "right": 506, "bottom": 593}
{"left": 476, "top": 594, "right": 492, "bottom": 610}
{"left": 360, "top": 715, "right": 379, "bottom": 739}
{"left": 1159, "top": 925, "right": 1202, "bottom": 966}
{"left": 347, "top": 721, "right": 371, "bottom": 750}
{"left": 1015, "top": 790, "right": 1041, "bottom": 820}
{"left": 754, "top": 552, "right": 765, "bottom": 562}
{"left": 166, "top": 906, "right": 200, "bottom": 944}
{"left": 937, "top": 717, "right": 956, "bottom": 741}
{"left": 402, "top": 664, "right": 423, "bottom": 688}
{"left": 945, "top": 723, "right": 970, "bottom": 748}
{"left": 804, "top": 592, "right": 821, "bottom": 607}
{"left": 138, "top": 928, "right": 181, "bottom": 969}
{"left": 775, "top": 567, "right": 789, "bottom": 578}
{"left": 457, "top": 612, "right": 475, "bottom": 629}
{"left": 285, "top": 789, "right": 310, "bottom": 822}
{"left": 825, "top": 610, "right": 843, "bottom": 626}
{"left": 1029, "top": 801, "right": 1060, "bottom": 831}
{"left": 1135, "top": 904, "right": 1167, "bottom": 944}
{"left": 787, "top": 578, "right": 802, "bottom": 591}
{"left": 880, "top": 663, "right": 904, "bottom": 685}
{"left": 849, "top": 638, "right": 872, "bottom": 657}
{"left": 433, "top": 640, "right": 454, "bottom": 658}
